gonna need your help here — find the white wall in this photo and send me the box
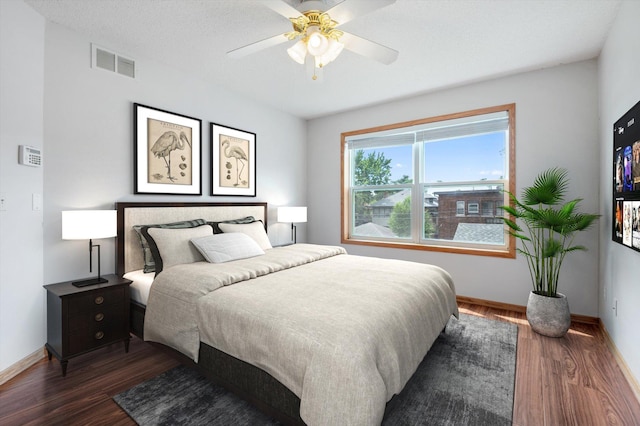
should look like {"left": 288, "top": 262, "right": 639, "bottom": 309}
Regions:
{"left": 42, "top": 22, "right": 308, "bottom": 284}
{"left": 0, "top": 0, "right": 45, "bottom": 373}
{"left": 307, "top": 60, "right": 600, "bottom": 316}
{"left": 598, "top": 0, "right": 640, "bottom": 385}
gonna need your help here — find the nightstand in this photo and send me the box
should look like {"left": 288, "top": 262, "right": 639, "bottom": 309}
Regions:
{"left": 44, "top": 274, "right": 132, "bottom": 376}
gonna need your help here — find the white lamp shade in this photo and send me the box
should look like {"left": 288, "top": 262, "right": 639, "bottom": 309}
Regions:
{"left": 277, "top": 206, "right": 307, "bottom": 223}
{"left": 321, "top": 38, "right": 344, "bottom": 64}
{"left": 62, "top": 210, "right": 117, "bottom": 240}
{"left": 306, "top": 30, "right": 329, "bottom": 57}
{"left": 287, "top": 40, "right": 307, "bottom": 64}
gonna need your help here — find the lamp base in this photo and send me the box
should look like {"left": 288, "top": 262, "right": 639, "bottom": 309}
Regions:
{"left": 72, "top": 276, "right": 108, "bottom": 287}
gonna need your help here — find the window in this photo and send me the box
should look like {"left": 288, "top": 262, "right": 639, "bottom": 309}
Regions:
{"left": 341, "top": 104, "right": 515, "bottom": 258}
{"left": 481, "top": 201, "right": 494, "bottom": 217}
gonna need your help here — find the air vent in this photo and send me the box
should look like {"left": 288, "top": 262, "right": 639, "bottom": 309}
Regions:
{"left": 117, "top": 56, "right": 135, "bottom": 78}
{"left": 91, "top": 44, "right": 135, "bottom": 79}
{"left": 95, "top": 48, "right": 115, "bottom": 71}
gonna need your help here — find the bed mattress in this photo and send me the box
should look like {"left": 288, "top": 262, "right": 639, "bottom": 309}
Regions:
{"left": 123, "top": 269, "right": 154, "bottom": 305}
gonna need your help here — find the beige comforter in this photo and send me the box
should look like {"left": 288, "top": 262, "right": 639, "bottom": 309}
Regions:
{"left": 144, "top": 244, "right": 458, "bottom": 426}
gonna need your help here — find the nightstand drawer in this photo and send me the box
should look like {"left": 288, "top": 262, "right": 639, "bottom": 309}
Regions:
{"left": 68, "top": 287, "right": 124, "bottom": 314}
{"left": 68, "top": 317, "right": 128, "bottom": 354}
{"left": 68, "top": 304, "right": 126, "bottom": 334}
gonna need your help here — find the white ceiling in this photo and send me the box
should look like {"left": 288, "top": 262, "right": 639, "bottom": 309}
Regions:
{"left": 24, "top": 0, "right": 622, "bottom": 119}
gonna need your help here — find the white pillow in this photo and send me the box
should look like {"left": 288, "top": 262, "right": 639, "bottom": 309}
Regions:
{"left": 145, "top": 225, "right": 213, "bottom": 273}
{"left": 191, "top": 233, "right": 265, "bottom": 263}
{"left": 218, "top": 221, "right": 273, "bottom": 250}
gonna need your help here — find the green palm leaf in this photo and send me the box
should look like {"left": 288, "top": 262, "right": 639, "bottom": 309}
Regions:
{"left": 522, "top": 167, "right": 568, "bottom": 206}
{"left": 499, "top": 167, "right": 599, "bottom": 297}
{"left": 542, "top": 238, "right": 563, "bottom": 258}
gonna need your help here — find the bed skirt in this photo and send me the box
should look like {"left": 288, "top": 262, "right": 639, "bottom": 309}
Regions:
{"left": 198, "top": 339, "right": 304, "bottom": 425}
{"left": 130, "top": 301, "right": 305, "bottom": 425}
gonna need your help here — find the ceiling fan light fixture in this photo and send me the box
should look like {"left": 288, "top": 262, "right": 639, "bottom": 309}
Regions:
{"left": 287, "top": 39, "right": 307, "bottom": 64}
{"left": 314, "top": 38, "right": 344, "bottom": 68}
{"left": 228, "top": 2, "right": 399, "bottom": 76}
{"left": 306, "top": 30, "right": 329, "bottom": 56}
{"left": 325, "top": 38, "right": 344, "bottom": 62}
{"left": 282, "top": 9, "right": 350, "bottom": 72}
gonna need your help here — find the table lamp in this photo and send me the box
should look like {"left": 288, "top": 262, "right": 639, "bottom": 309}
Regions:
{"left": 277, "top": 206, "right": 307, "bottom": 244}
{"left": 62, "top": 210, "right": 117, "bottom": 287}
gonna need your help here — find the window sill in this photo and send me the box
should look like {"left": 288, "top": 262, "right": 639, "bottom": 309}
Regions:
{"left": 342, "top": 237, "right": 515, "bottom": 259}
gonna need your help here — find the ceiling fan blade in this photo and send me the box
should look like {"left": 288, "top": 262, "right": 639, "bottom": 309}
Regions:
{"left": 262, "top": 0, "right": 303, "bottom": 19}
{"left": 328, "top": 0, "right": 396, "bottom": 26}
{"left": 227, "top": 33, "right": 288, "bottom": 58}
{"left": 341, "top": 32, "right": 398, "bottom": 65}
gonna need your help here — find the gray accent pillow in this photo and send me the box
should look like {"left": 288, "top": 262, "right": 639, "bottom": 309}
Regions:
{"left": 142, "top": 224, "right": 213, "bottom": 275}
{"left": 207, "top": 216, "right": 256, "bottom": 234}
{"left": 191, "top": 233, "right": 265, "bottom": 263}
{"left": 133, "top": 219, "right": 206, "bottom": 273}
{"left": 218, "top": 221, "right": 273, "bottom": 250}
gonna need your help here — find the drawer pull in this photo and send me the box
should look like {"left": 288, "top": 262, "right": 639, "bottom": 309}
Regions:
{"left": 95, "top": 313, "right": 104, "bottom": 322}
{"left": 94, "top": 296, "right": 104, "bottom": 305}
{"left": 95, "top": 331, "right": 104, "bottom": 340}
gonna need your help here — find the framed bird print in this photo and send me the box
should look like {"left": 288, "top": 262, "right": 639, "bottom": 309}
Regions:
{"left": 134, "top": 103, "right": 202, "bottom": 195}
{"left": 211, "top": 123, "right": 256, "bottom": 197}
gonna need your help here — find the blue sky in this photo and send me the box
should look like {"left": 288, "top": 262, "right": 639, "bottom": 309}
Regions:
{"left": 374, "top": 132, "right": 506, "bottom": 183}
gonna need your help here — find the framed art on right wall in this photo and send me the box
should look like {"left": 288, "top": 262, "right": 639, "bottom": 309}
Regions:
{"left": 612, "top": 100, "right": 640, "bottom": 252}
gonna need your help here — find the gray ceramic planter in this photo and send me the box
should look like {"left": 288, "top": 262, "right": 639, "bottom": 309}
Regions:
{"left": 526, "top": 291, "right": 571, "bottom": 337}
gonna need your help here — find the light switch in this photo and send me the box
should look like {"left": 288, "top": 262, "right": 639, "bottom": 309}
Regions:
{"left": 32, "top": 193, "right": 42, "bottom": 211}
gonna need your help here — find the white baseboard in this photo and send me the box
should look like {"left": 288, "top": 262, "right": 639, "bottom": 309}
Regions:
{"left": 0, "top": 347, "right": 45, "bottom": 386}
{"left": 600, "top": 320, "right": 640, "bottom": 404}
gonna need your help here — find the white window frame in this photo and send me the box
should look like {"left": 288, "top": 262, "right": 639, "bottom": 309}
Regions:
{"left": 341, "top": 104, "right": 516, "bottom": 258}
{"left": 456, "top": 201, "right": 466, "bottom": 216}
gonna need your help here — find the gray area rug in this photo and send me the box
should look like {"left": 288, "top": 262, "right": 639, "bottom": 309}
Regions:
{"left": 114, "top": 313, "right": 517, "bottom": 425}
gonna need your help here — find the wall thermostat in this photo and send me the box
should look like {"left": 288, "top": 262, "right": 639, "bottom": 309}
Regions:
{"left": 19, "top": 145, "right": 42, "bottom": 167}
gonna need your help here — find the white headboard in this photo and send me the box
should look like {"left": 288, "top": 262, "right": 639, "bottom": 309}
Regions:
{"left": 116, "top": 202, "right": 268, "bottom": 275}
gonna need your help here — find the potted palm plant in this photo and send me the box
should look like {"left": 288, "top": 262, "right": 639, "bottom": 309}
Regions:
{"left": 501, "top": 167, "right": 599, "bottom": 337}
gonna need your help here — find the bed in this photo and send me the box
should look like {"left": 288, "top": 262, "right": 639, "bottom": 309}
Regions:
{"left": 115, "top": 201, "right": 459, "bottom": 426}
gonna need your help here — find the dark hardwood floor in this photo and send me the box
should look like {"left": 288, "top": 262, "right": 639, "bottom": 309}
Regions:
{"left": 1, "top": 302, "right": 639, "bottom": 425}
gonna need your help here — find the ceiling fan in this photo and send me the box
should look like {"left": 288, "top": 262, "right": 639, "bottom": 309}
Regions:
{"left": 227, "top": 0, "right": 398, "bottom": 78}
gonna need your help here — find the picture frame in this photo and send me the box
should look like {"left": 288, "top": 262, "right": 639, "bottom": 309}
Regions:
{"left": 134, "top": 103, "right": 202, "bottom": 195}
{"left": 211, "top": 123, "right": 256, "bottom": 197}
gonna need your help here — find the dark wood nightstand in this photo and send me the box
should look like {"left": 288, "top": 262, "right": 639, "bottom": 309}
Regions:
{"left": 44, "top": 274, "right": 132, "bottom": 376}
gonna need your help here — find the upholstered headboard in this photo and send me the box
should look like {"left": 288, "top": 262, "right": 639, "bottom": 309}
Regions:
{"left": 115, "top": 202, "right": 268, "bottom": 276}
